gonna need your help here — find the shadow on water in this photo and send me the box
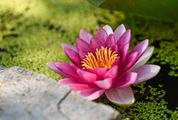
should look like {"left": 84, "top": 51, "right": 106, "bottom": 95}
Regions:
{"left": 146, "top": 64, "right": 178, "bottom": 110}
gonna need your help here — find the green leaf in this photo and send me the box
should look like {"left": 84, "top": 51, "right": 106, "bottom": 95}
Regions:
{"left": 88, "top": 0, "right": 178, "bottom": 22}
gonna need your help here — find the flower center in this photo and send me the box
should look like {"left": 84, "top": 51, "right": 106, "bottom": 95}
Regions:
{"left": 81, "top": 47, "right": 118, "bottom": 69}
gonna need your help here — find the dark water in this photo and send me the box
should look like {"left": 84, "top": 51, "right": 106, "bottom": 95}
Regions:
{"left": 147, "top": 64, "right": 178, "bottom": 110}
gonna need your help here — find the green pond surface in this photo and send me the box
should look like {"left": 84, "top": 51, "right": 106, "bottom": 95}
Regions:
{"left": 0, "top": 0, "right": 178, "bottom": 119}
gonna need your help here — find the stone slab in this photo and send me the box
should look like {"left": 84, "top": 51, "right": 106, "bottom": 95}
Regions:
{"left": 59, "top": 91, "right": 120, "bottom": 120}
{"left": 0, "top": 67, "right": 70, "bottom": 120}
{"left": 0, "top": 66, "right": 121, "bottom": 120}
{"left": 0, "top": 66, "right": 5, "bottom": 72}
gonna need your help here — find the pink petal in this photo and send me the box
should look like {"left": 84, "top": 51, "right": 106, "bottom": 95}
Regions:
{"left": 61, "top": 43, "right": 77, "bottom": 52}
{"left": 129, "top": 39, "right": 149, "bottom": 59}
{"left": 89, "top": 68, "right": 108, "bottom": 77}
{"left": 80, "top": 88, "right": 105, "bottom": 100}
{"left": 104, "top": 66, "right": 118, "bottom": 79}
{"left": 95, "top": 28, "right": 108, "bottom": 44}
{"left": 103, "top": 25, "right": 113, "bottom": 35}
{"left": 80, "top": 29, "right": 93, "bottom": 43}
{"left": 131, "top": 47, "right": 154, "bottom": 70}
{"left": 120, "top": 40, "right": 150, "bottom": 76}
{"left": 117, "top": 30, "right": 131, "bottom": 47}
{"left": 48, "top": 62, "right": 66, "bottom": 77}
{"left": 120, "top": 52, "right": 138, "bottom": 73}
{"left": 118, "top": 43, "right": 130, "bottom": 63}
{"left": 94, "top": 78, "right": 112, "bottom": 89}
{"left": 59, "top": 78, "right": 78, "bottom": 84}
{"left": 76, "top": 38, "right": 91, "bottom": 59}
{"left": 133, "top": 65, "right": 160, "bottom": 84}
{"left": 114, "top": 24, "right": 126, "bottom": 41}
{"left": 105, "top": 34, "right": 116, "bottom": 49}
{"left": 112, "top": 59, "right": 120, "bottom": 66}
{"left": 120, "top": 40, "right": 149, "bottom": 72}
{"left": 78, "top": 50, "right": 87, "bottom": 59}
{"left": 105, "top": 87, "right": 135, "bottom": 105}
{"left": 70, "top": 84, "right": 95, "bottom": 91}
{"left": 77, "top": 69, "right": 97, "bottom": 83}
{"left": 59, "top": 78, "right": 98, "bottom": 93}
{"left": 115, "top": 72, "right": 137, "bottom": 88}
{"left": 76, "top": 38, "right": 91, "bottom": 51}
{"left": 59, "top": 78, "right": 94, "bottom": 91}
{"left": 90, "top": 38, "right": 102, "bottom": 50}
{"left": 61, "top": 43, "right": 81, "bottom": 66}
{"left": 48, "top": 62, "right": 78, "bottom": 78}
{"left": 117, "top": 30, "right": 131, "bottom": 62}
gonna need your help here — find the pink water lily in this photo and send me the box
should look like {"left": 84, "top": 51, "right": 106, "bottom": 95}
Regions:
{"left": 48, "top": 24, "right": 160, "bottom": 105}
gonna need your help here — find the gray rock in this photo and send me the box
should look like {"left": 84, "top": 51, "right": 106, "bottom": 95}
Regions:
{"left": 0, "top": 66, "right": 5, "bottom": 72}
{"left": 0, "top": 66, "right": 54, "bottom": 81}
{"left": 0, "top": 67, "right": 70, "bottom": 120}
{"left": 0, "top": 66, "right": 121, "bottom": 120}
{"left": 59, "top": 91, "right": 119, "bottom": 120}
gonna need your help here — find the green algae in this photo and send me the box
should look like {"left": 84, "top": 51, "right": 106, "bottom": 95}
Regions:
{"left": 97, "top": 83, "right": 178, "bottom": 120}
{"left": 0, "top": 0, "right": 178, "bottom": 119}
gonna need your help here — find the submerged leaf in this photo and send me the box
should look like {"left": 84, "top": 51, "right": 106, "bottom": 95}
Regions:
{"left": 88, "top": 0, "right": 178, "bottom": 22}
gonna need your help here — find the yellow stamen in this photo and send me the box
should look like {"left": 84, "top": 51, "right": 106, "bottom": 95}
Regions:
{"left": 81, "top": 47, "right": 119, "bottom": 69}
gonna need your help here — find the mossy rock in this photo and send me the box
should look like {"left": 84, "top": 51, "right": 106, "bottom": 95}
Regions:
{"left": 0, "top": 0, "right": 177, "bottom": 119}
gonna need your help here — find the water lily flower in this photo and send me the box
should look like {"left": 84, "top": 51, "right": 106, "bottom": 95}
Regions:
{"left": 48, "top": 24, "right": 160, "bottom": 105}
